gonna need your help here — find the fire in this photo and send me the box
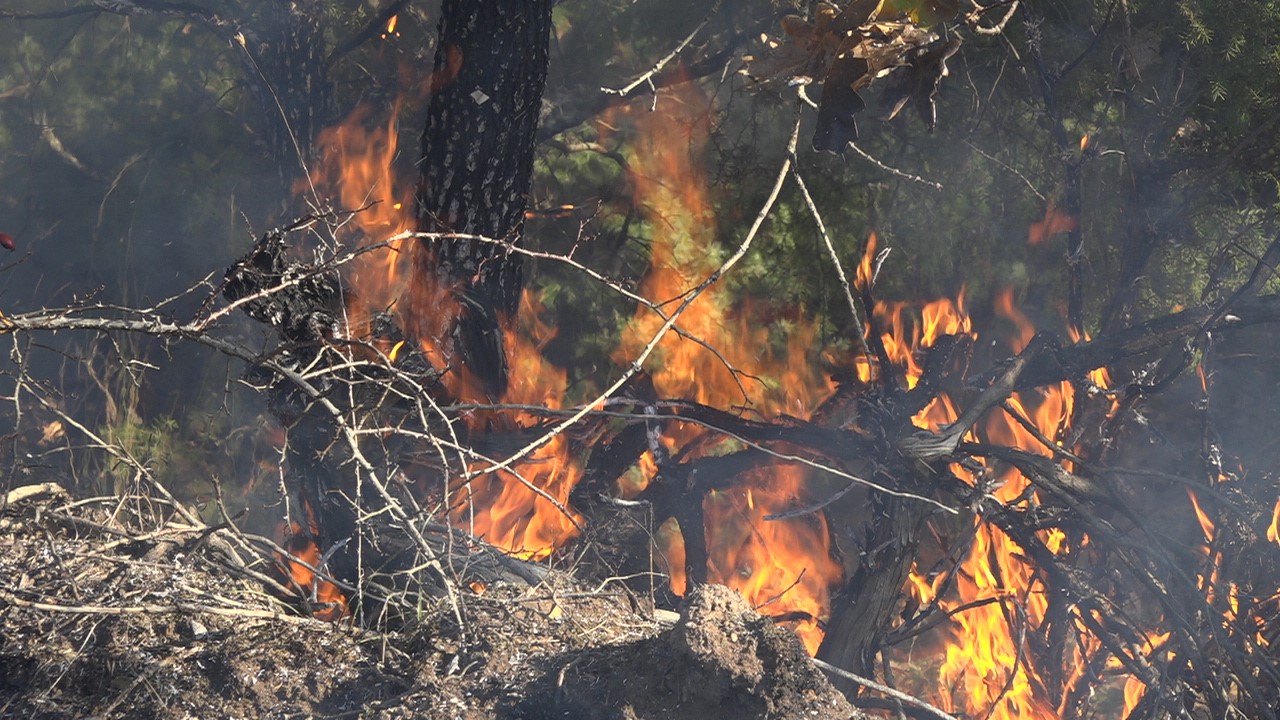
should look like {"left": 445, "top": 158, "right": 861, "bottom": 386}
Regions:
{"left": 280, "top": 536, "right": 348, "bottom": 621}
{"left": 611, "top": 81, "right": 842, "bottom": 653}
{"left": 301, "top": 82, "right": 844, "bottom": 642}
{"left": 1187, "top": 489, "right": 1215, "bottom": 543}
{"left": 304, "top": 103, "right": 585, "bottom": 563}
{"left": 1028, "top": 198, "right": 1078, "bottom": 246}
{"left": 924, "top": 377, "right": 1076, "bottom": 720}
{"left": 1117, "top": 631, "right": 1170, "bottom": 712}
{"left": 876, "top": 270, "right": 1105, "bottom": 718}
{"left": 447, "top": 290, "right": 584, "bottom": 559}
{"left": 277, "top": 510, "right": 347, "bottom": 622}
{"left": 297, "top": 74, "right": 1172, "bottom": 718}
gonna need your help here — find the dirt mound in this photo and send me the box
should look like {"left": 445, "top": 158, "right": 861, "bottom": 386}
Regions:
{"left": 0, "top": 484, "right": 862, "bottom": 719}
{"left": 518, "top": 584, "right": 859, "bottom": 719}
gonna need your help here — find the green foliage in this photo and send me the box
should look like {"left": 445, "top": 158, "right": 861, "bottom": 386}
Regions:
{"left": 1180, "top": 2, "right": 1214, "bottom": 47}
{"left": 99, "top": 415, "right": 182, "bottom": 492}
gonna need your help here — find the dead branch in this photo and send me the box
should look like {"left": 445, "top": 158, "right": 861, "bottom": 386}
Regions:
{"left": 813, "top": 657, "right": 960, "bottom": 720}
{"left": 326, "top": 0, "right": 414, "bottom": 66}
{"left": 602, "top": 0, "right": 725, "bottom": 99}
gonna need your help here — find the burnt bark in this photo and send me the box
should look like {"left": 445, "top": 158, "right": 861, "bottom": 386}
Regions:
{"left": 818, "top": 488, "right": 930, "bottom": 688}
{"left": 415, "top": 0, "right": 553, "bottom": 399}
{"left": 237, "top": 2, "right": 334, "bottom": 180}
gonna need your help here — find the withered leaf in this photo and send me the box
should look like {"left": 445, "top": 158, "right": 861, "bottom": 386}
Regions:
{"left": 814, "top": 54, "right": 868, "bottom": 153}
{"left": 877, "top": 37, "right": 961, "bottom": 131}
{"left": 747, "top": 4, "right": 958, "bottom": 152}
{"left": 751, "top": 1, "right": 889, "bottom": 89}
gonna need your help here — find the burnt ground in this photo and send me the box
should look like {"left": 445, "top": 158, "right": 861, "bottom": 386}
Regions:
{"left": 0, "top": 483, "right": 864, "bottom": 719}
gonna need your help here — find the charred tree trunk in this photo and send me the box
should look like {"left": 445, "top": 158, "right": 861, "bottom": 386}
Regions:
{"left": 239, "top": 1, "right": 333, "bottom": 182}
{"left": 414, "top": 0, "right": 553, "bottom": 400}
{"left": 818, "top": 492, "right": 929, "bottom": 685}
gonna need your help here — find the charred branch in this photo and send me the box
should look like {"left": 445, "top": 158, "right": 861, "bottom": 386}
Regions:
{"left": 326, "top": 0, "right": 414, "bottom": 67}
{"left": 953, "top": 292, "right": 1280, "bottom": 393}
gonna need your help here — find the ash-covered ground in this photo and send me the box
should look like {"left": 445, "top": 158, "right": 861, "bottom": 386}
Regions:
{"left": 0, "top": 483, "right": 863, "bottom": 719}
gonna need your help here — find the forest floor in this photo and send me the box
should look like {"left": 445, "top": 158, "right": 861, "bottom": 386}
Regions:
{"left": 0, "top": 483, "right": 860, "bottom": 719}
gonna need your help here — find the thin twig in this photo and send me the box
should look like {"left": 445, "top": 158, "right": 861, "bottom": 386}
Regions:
{"left": 602, "top": 0, "right": 725, "bottom": 98}
{"left": 847, "top": 143, "right": 944, "bottom": 191}
{"left": 791, "top": 164, "right": 875, "bottom": 362}
{"left": 0, "top": 588, "right": 333, "bottom": 625}
{"left": 811, "top": 657, "right": 960, "bottom": 720}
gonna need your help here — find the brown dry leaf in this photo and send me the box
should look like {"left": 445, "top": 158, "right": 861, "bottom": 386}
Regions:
{"left": 877, "top": 36, "right": 962, "bottom": 129}
{"left": 751, "top": 1, "right": 888, "bottom": 88}
{"left": 38, "top": 420, "right": 65, "bottom": 447}
{"left": 750, "top": 4, "right": 953, "bottom": 152}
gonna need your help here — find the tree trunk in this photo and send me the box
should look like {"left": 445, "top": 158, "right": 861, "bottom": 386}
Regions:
{"left": 241, "top": 1, "right": 333, "bottom": 182}
{"left": 414, "top": 0, "right": 553, "bottom": 400}
{"left": 818, "top": 486, "right": 928, "bottom": 690}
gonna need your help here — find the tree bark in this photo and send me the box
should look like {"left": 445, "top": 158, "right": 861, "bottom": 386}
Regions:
{"left": 241, "top": 1, "right": 333, "bottom": 180}
{"left": 818, "top": 492, "right": 928, "bottom": 687}
{"left": 414, "top": 0, "right": 553, "bottom": 399}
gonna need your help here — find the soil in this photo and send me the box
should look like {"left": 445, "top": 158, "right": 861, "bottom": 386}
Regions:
{"left": 0, "top": 483, "right": 865, "bottom": 719}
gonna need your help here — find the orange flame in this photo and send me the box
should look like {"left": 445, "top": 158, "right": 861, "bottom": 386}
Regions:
{"left": 890, "top": 290, "right": 1106, "bottom": 719}
{"left": 611, "top": 81, "right": 841, "bottom": 653}
{"left": 305, "top": 102, "right": 584, "bottom": 564}
{"left": 277, "top": 509, "right": 348, "bottom": 622}
{"left": 448, "top": 290, "right": 584, "bottom": 559}
{"left": 1118, "top": 631, "right": 1170, "bottom": 715}
{"left": 302, "top": 79, "right": 1154, "bottom": 719}
{"left": 856, "top": 231, "right": 878, "bottom": 292}
{"left": 1028, "top": 198, "right": 1078, "bottom": 246}
{"left": 995, "top": 288, "right": 1035, "bottom": 352}
{"left": 1187, "top": 489, "right": 1215, "bottom": 543}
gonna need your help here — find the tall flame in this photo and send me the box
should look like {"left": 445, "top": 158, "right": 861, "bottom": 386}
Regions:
{"left": 304, "top": 103, "right": 583, "bottom": 562}
{"left": 612, "top": 83, "right": 841, "bottom": 653}
{"left": 448, "top": 290, "right": 584, "bottom": 559}
{"left": 876, "top": 266, "right": 1103, "bottom": 718}
{"left": 298, "top": 80, "right": 1176, "bottom": 718}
